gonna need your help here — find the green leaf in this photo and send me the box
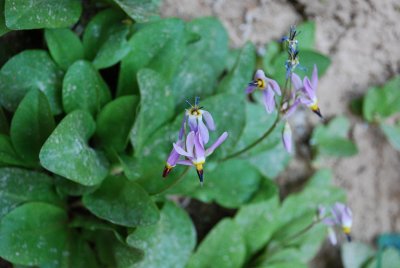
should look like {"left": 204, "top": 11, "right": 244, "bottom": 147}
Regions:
{"left": 234, "top": 198, "right": 280, "bottom": 255}
{"left": 189, "top": 160, "right": 261, "bottom": 208}
{"left": 62, "top": 60, "right": 111, "bottom": 116}
{"left": 131, "top": 69, "right": 174, "bottom": 154}
{"left": 82, "top": 176, "right": 159, "bottom": 227}
{"left": 0, "top": 50, "right": 63, "bottom": 114}
{"left": 117, "top": 18, "right": 186, "bottom": 96}
{"left": 127, "top": 201, "right": 196, "bottom": 268}
{"left": 0, "top": 134, "right": 24, "bottom": 166}
{"left": 217, "top": 42, "right": 256, "bottom": 94}
{"left": 93, "top": 24, "right": 131, "bottom": 69}
{"left": 296, "top": 21, "right": 316, "bottom": 50}
{"left": 263, "top": 41, "right": 280, "bottom": 73}
{"left": 0, "top": 107, "right": 9, "bottom": 134}
{"left": 82, "top": 8, "right": 126, "bottom": 60}
{"left": 341, "top": 242, "right": 374, "bottom": 268}
{"left": 311, "top": 116, "right": 358, "bottom": 157}
{"left": 10, "top": 89, "right": 55, "bottom": 165}
{"left": 199, "top": 93, "right": 246, "bottom": 158}
{"left": 381, "top": 123, "right": 400, "bottom": 151}
{"left": 257, "top": 262, "right": 308, "bottom": 268}
{"left": 271, "top": 50, "right": 331, "bottom": 86}
{"left": 0, "top": 0, "right": 9, "bottom": 36}
{"left": 171, "top": 17, "right": 228, "bottom": 106}
{"left": 187, "top": 219, "right": 246, "bottom": 268}
{"left": 0, "top": 167, "right": 61, "bottom": 218}
{"left": 45, "top": 28, "right": 84, "bottom": 71}
{"left": 55, "top": 176, "right": 97, "bottom": 197}
{"left": 96, "top": 95, "right": 139, "bottom": 152}
{"left": 40, "top": 110, "right": 109, "bottom": 186}
{"left": 366, "top": 248, "right": 400, "bottom": 268}
{"left": 0, "top": 202, "right": 68, "bottom": 266}
{"left": 363, "top": 76, "right": 400, "bottom": 122}
{"left": 4, "top": 0, "right": 81, "bottom": 30}
{"left": 113, "top": 0, "right": 160, "bottom": 22}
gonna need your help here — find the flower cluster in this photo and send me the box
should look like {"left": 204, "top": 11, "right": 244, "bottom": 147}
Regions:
{"left": 163, "top": 98, "right": 228, "bottom": 184}
{"left": 245, "top": 26, "right": 323, "bottom": 154}
{"left": 318, "top": 203, "right": 353, "bottom": 245}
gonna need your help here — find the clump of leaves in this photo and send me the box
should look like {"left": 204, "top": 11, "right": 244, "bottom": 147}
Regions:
{"left": 0, "top": 1, "right": 346, "bottom": 267}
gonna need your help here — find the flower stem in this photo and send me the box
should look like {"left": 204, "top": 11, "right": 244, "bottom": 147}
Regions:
{"left": 154, "top": 166, "right": 190, "bottom": 195}
{"left": 221, "top": 113, "right": 280, "bottom": 161}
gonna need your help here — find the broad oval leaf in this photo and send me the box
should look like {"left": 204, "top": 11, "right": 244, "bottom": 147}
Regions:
{"left": 127, "top": 201, "right": 196, "bottom": 268}
{"left": 62, "top": 60, "right": 111, "bottom": 116}
{"left": 82, "top": 8, "right": 126, "bottom": 60}
{"left": 171, "top": 17, "right": 229, "bottom": 106}
{"left": 0, "top": 134, "right": 24, "bottom": 166}
{"left": 187, "top": 219, "right": 246, "bottom": 268}
{"left": 381, "top": 123, "right": 400, "bottom": 151}
{"left": 0, "top": 202, "right": 68, "bottom": 266}
{"left": 82, "top": 176, "right": 159, "bottom": 227}
{"left": 113, "top": 0, "right": 160, "bottom": 22}
{"left": 0, "top": 0, "right": 9, "bottom": 36}
{"left": 39, "top": 110, "right": 109, "bottom": 186}
{"left": 0, "top": 50, "right": 63, "bottom": 114}
{"left": 217, "top": 42, "right": 256, "bottom": 94}
{"left": 10, "top": 89, "right": 55, "bottom": 165}
{"left": 117, "top": 18, "right": 186, "bottom": 96}
{"left": 131, "top": 69, "right": 174, "bottom": 154}
{"left": 96, "top": 95, "right": 139, "bottom": 152}
{"left": 0, "top": 167, "right": 61, "bottom": 218}
{"left": 45, "top": 28, "right": 84, "bottom": 71}
{"left": 4, "top": 0, "right": 81, "bottom": 30}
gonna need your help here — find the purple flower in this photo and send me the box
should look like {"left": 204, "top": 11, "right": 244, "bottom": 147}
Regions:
{"left": 185, "top": 98, "right": 215, "bottom": 144}
{"left": 291, "top": 65, "right": 323, "bottom": 118}
{"left": 319, "top": 202, "right": 353, "bottom": 245}
{"left": 173, "top": 131, "right": 228, "bottom": 184}
{"left": 246, "top": 70, "right": 281, "bottom": 113}
{"left": 162, "top": 115, "right": 186, "bottom": 178}
{"left": 282, "top": 121, "right": 293, "bottom": 154}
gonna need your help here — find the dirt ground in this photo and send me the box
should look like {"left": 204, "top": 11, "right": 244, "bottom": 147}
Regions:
{"left": 161, "top": 0, "right": 400, "bottom": 249}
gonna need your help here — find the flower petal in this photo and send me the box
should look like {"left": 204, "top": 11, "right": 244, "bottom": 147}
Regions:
{"left": 268, "top": 78, "right": 281, "bottom": 96}
{"left": 177, "top": 159, "right": 193, "bottom": 166}
{"left": 173, "top": 142, "right": 192, "bottom": 158}
{"left": 254, "top": 69, "right": 267, "bottom": 80}
{"left": 245, "top": 85, "right": 257, "bottom": 94}
{"left": 194, "top": 131, "right": 205, "bottom": 159}
{"left": 205, "top": 132, "right": 228, "bottom": 156}
{"left": 303, "top": 76, "right": 316, "bottom": 100}
{"left": 198, "top": 119, "right": 209, "bottom": 144}
{"left": 262, "top": 87, "right": 275, "bottom": 113}
{"left": 282, "top": 122, "right": 293, "bottom": 154}
{"left": 202, "top": 110, "right": 215, "bottom": 131}
{"left": 311, "top": 64, "right": 318, "bottom": 90}
{"left": 283, "top": 99, "right": 300, "bottom": 119}
{"left": 328, "top": 227, "right": 337, "bottom": 245}
{"left": 186, "top": 131, "right": 195, "bottom": 156}
{"left": 166, "top": 140, "right": 183, "bottom": 166}
{"left": 188, "top": 115, "right": 197, "bottom": 132}
{"left": 178, "top": 115, "right": 187, "bottom": 140}
{"left": 291, "top": 73, "right": 303, "bottom": 91}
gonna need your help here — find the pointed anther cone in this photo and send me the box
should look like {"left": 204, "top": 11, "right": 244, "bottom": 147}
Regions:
{"left": 196, "top": 169, "right": 204, "bottom": 185}
{"left": 345, "top": 233, "right": 352, "bottom": 242}
{"left": 312, "top": 107, "right": 324, "bottom": 119}
{"left": 162, "top": 166, "right": 172, "bottom": 178}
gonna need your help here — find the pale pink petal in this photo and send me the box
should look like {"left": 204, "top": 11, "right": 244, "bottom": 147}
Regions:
{"left": 202, "top": 110, "right": 215, "bottom": 131}
{"left": 205, "top": 132, "right": 228, "bottom": 156}
{"left": 186, "top": 131, "right": 195, "bottom": 156}
{"left": 198, "top": 119, "right": 209, "bottom": 144}
{"left": 267, "top": 78, "right": 281, "bottom": 96}
{"left": 245, "top": 85, "right": 257, "bottom": 94}
{"left": 282, "top": 122, "right": 293, "bottom": 154}
{"left": 194, "top": 131, "right": 205, "bottom": 159}
{"left": 173, "top": 143, "right": 192, "bottom": 158}
{"left": 303, "top": 76, "right": 316, "bottom": 100}
{"left": 262, "top": 87, "right": 275, "bottom": 113}
{"left": 291, "top": 73, "right": 303, "bottom": 91}
{"left": 188, "top": 115, "right": 197, "bottom": 131}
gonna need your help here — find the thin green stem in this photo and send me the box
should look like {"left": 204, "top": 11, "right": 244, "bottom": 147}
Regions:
{"left": 155, "top": 166, "right": 190, "bottom": 195}
{"left": 221, "top": 113, "right": 280, "bottom": 162}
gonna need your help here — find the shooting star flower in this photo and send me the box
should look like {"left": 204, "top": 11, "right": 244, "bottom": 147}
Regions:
{"left": 282, "top": 121, "right": 293, "bottom": 154}
{"left": 173, "top": 131, "right": 228, "bottom": 184}
{"left": 246, "top": 70, "right": 281, "bottom": 113}
{"left": 185, "top": 97, "right": 215, "bottom": 144}
{"left": 319, "top": 203, "right": 353, "bottom": 245}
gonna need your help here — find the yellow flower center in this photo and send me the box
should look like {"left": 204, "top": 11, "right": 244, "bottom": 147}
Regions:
{"left": 189, "top": 107, "right": 202, "bottom": 116}
{"left": 310, "top": 102, "right": 319, "bottom": 111}
{"left": 195, "top": 163, "right": 204, "bottom": 171}
{"left": 342, "top": 226, "right": 351, "bottom": 234}
{"left": 256, "top": 78, "right": 265, "bottom": 89}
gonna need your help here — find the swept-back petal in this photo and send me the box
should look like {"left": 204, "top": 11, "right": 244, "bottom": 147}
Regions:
{"left": 179, "top": 115, "right": 187, "bottom": 140}
{"left": 254, "top": 69, "right": 267, "bottom": 80}
{"left": 177, "top": 159, "right": 193, "bottom": 166}
{"left": 262, "top": 87, "right": 275, "bottom": 113}
{"left": 194, "top": 131, "right": 205, "bottom": 159}
{"left": 291, "top": 73, "right": 303, "bottom": 91}
{"left": 268, "top": 78, "right": 281, "bottom": 96}
{"left": 188, "top": 115, "right": 197, "bottom": 132}
{"left": 303, "top": 76, "right": 316, "bottom": 100}
{"left": 198, "top": 119, "right": 210, "bottom": 144}
{"left": 283, "top": 99, "right": 300, "bottom": 119}
{"left": 173, "top": 143, "right": 192, "bottom": 158}
{"left": 202, "top": 110, "right": 215, "bottom": 131}
{"left": 311, "top": 64, "right": 318, "bottom": 90}
{"left": 205, "top": 132, "right": 228, "bottom": 156}
{"left": 186, "top": 131, "right": 195, "bottom": 156}
{"left": 328, "top": 227, "right": 337, "bottom": 245}
{"left": 245, "top": 85, "right": 257, "bottom": 94}
{"left": 282, "top": 122, "right": 293, "bottom": 154}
